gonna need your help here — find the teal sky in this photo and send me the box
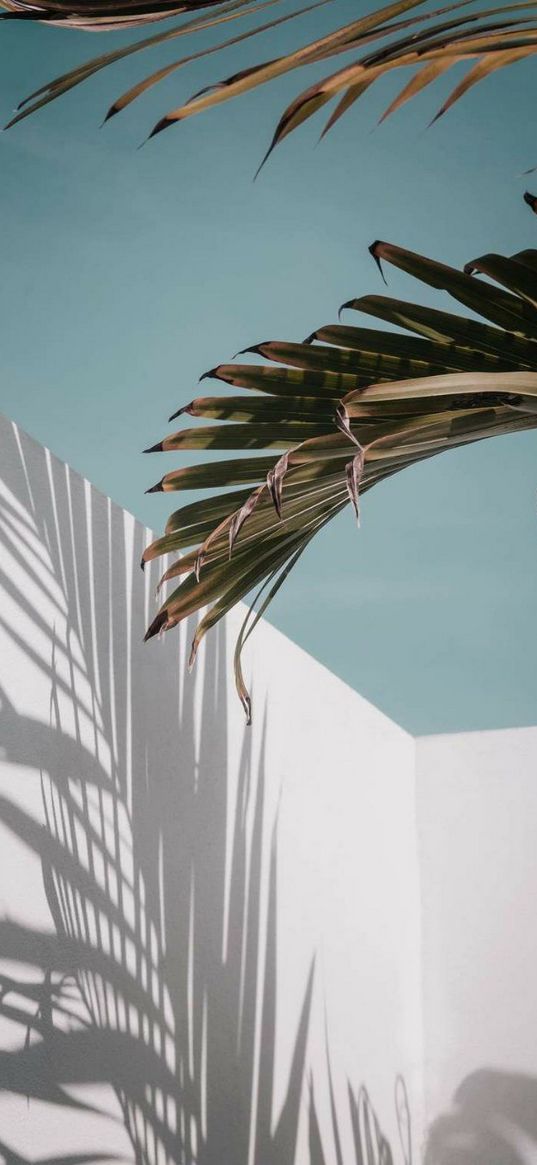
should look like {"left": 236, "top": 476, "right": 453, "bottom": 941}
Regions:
{"left": 1, "top": 2, "right": 537, "bottom": 734}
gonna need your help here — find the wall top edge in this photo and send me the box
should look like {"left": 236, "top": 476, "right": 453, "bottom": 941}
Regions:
{"left": 4, "top": 412, "right": 531, "bottom": 746}
{"left": 416, "top": 723, "right": 537, "bottom": 745}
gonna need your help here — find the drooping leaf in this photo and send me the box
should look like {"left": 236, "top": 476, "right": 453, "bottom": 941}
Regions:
{"left": 142, "top": 218, "right": 537, "bottom": 716}
{"left": 7, "top": 0, "right": 537, "bottom": 167}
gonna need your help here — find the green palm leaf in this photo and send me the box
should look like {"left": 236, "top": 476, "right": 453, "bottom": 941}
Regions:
{"left": 5, "top": 0, "right": 537, "bottom": 163}
{"left": 140, "top": 213, "right": 537, "bottom": 717}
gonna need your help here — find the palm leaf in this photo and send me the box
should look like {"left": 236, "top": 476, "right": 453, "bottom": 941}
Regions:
{"left": 141, "top": 211, "right": 537, "bottom": 714}
{"left": 5, "top": 0, "right": 537, "bottom": 163}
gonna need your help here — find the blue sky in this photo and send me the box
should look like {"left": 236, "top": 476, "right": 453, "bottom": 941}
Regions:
{"left": 1, "top": 1, "right": 537, "bottom": 733}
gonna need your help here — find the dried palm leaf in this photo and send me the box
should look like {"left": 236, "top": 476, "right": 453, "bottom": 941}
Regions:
{"left": 4, "top": 0, "right": 537, "bottom": 166}
{"left": 141, "top": 219, "right": 537, "bottom": 717}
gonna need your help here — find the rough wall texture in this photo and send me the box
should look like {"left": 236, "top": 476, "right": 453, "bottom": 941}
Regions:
{"left": 0, "top": 415, "right": 422, "bottom": 1165}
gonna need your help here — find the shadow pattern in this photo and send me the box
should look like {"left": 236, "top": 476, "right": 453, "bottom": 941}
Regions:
{"left": 426, "top": 1069, "right": 537, "bottom": 1165}
{"left": 0, "top": 414, "right": 404, "bottom": 1165}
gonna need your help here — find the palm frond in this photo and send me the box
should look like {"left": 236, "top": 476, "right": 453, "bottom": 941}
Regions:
{"left": 4, "top": 0, "right": 537, "bottom": 162}
{"left": 141, "top": 215, "right": 537, "bottom": 716}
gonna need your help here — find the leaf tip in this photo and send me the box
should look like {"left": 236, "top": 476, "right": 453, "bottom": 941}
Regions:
{"left": 169, "top": 403, "right": 192, "bottom": 422}
{"left": 234, "top": 343, "right": 264, "bottom": 358}
{"left": 266, "top": 452, "right": 289, "bottom": 520}
{"left": 199, "top": 366, "right": 219, "bottom": 382}
{"left": 368, "top": 241, "right": 388, "bottom": 285}
{"left": 102, "top": 103, "right": 119, "bottom": 127}
{"left": 188, "top": 633, "right": 202, "bottom": 671}
{"left": 148, "top": 115, "right": 175, "bottom": 141}
{"left": 345, "top": 449, "right": 364, "bottom": 528}
{"left": 428, "top": 107, "right": 445, "bottom": 128}
{"left": 144, "top": 608, "right": 168, "bottom": 641}
{"left": 338, "top": 299, "right": 353, "bottom": 320}
{"left": 253, "top": 138, "right": 275, "bottom": 182}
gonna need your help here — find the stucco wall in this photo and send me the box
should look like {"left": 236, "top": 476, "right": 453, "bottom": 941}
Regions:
{"left": 0, "top": 414, "right": 423, "bottom": 1165}
{"left": 416, "top": 727, "right": 537, "bottom": 1162}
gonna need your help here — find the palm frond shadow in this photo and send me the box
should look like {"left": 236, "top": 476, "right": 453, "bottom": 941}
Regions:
{"left": 0, "top": 412, "right": 316, "bottom": 1165}
{"left": 0, "top": 1138, "right": 119, "bottom": 1165}
{"left": 425, "top": 1069, "right": 537, "bottom": 1165}
{"left": 309, "top": 1042, "right": 411, "bottom": 1165}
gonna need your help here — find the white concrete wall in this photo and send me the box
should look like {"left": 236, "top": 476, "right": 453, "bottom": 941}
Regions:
{"left": 0, "top": 414, "right": 423, "bottom": 1165}
{"left": 6, "top": 415, "right": 537, "bottom": 1165}
{"left": 416, "top": 727, "right": 537, "bottom": 1163}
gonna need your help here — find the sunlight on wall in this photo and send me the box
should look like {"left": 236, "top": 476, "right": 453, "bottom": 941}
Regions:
{"left": 0, "top": 413, "right": 438, "bottom": 1165}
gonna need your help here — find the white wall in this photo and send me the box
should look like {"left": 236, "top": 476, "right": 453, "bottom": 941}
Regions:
{"left": 0, "top": 414, "right": 423, "bottom": 1165}
{"left": 416, "top": 727, "right": 537, "bottom": 1163}
{"left": 7, "top": 415, "right": 537, "bottom": 1165}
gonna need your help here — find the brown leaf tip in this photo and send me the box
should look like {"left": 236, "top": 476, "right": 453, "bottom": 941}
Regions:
{"left": 345, "top": 447, "right": 365, "bottom": 527}
{"left": 143, "top": 441, "right": 164, "bottom": 453}
{"left": 240, "top": 691, "right": 252, "bottom": 726}
{"left": 144, "top": 609, "right": 168, "bottom": 642}
{"left": 188, "top": 638, "right": 198, "bottom": 671}
{"left": 266, "top": 451, "right": 290, "bottom": 519}
{"left": 168, "top": 403, "right": 191, "bottom": 422}
{"left": 148, "top": 116, "right": 175, "bottom": 140}
{"left": 102, "top": 103, "right": 119, "bottom": 125}
{"left": 368, "top": 241, "right": 388, "bottom": 285}
{"left": 235, "top": 342, "right": 268, "bottom": 357}
{"left": 524, "top": 191, "right": 537, "bottom": 213}
{"left": 145, "top": 479, "right": 164, "bottom": 494}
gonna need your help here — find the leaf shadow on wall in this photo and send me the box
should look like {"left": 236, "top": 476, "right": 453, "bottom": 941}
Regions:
{"left": 0, "top": 413, "right": 315, "bottom": 1165}
{"left": 425, "top": 1070, "right": 537, "bottom": 1165}
{"left": 309, "top": 1064, "right": 411, "bottom": 1165}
